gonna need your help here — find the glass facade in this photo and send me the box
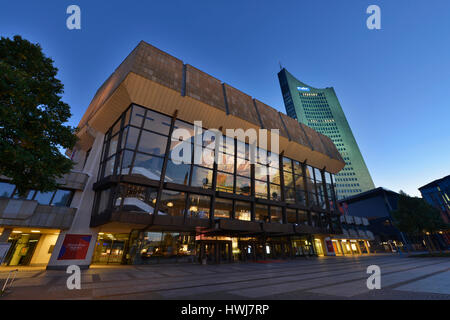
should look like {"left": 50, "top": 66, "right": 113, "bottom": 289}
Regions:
{"left": 94, "top": 104, "right": 340, "bottom": 231}
{"left": 0, "top": 181, "right": 74, "bottom": 207}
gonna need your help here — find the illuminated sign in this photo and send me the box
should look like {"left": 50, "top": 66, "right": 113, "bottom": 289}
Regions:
{"left": 297, "top": 86, "right": 310, "bottom": 92}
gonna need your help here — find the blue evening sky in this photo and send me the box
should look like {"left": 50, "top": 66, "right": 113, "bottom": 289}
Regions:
{"left": 1, "top": 0, "right": 449, "bottom": 197}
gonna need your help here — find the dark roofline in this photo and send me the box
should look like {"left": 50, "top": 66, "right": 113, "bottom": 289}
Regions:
{"left": 338, "top": 187, "right": 399, "bottom": 204}
{"left": 418, "top": 174, "right": 450, "bottom": 191}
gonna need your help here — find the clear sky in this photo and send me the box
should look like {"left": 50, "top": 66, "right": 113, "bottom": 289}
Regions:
{"left": 1, "top": 0, "right": 449, "bottom": 197}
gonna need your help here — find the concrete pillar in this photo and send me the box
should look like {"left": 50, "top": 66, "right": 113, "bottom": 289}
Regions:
{"left": 47, "top": 131, "right": 105, "bottom": 270}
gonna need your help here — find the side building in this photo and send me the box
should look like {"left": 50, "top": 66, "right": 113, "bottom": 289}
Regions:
{"left": 338, "top": 188, "right": 420, "bottom": 252}
{"left": 0, "top": 41, "right": 346, "bottom": 268}
{"left": 419, "top": 175, "right": 450, "bottom": 249}
{"left": 278, "top": 68, "right": 375, "bottom": 199}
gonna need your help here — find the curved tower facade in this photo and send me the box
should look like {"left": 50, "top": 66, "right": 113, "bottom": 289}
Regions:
{"left": 278, "top": 68, "right": 375, "bottom": 199}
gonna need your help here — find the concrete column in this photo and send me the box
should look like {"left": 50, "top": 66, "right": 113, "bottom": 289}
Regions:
{"left": 47, "top": 130, "right": 105, "bottom": 270}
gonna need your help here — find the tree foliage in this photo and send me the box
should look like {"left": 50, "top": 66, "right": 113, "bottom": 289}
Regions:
{"left": 0, "top": 35, "right": 77, "bottom": 196}
{"left": 391, "top": 191, "right": 449, "bottom": 250}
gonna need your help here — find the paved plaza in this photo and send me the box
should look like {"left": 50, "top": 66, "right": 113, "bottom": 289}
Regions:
{"left": 1, "top": 254, "right": 449, "bottom": 300}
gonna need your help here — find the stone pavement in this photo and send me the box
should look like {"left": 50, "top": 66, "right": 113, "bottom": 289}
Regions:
{"left": 0, "top": 254, "right": 449, "bottom": 300}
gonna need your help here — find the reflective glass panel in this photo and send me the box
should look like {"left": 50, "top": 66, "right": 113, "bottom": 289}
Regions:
{"left": 132, "top": 153, "right": 164, "bottom": 181}
{"left": 159, "top": 190, "right": 186, "bottom": 217}
{"left": 255, "top": 180, "right": 268, "bottom": 199}
{"left": 34, "top": 191, "right": 54, "bottom": 205}
{"left": 236, "top": 176, "right": 251, "bottom": 196}
{"left": 52, "top": 189, "right": 73, "bottom": 207}
{"left": 143, "top": 109, "right": 171, "bottom": 135}
{"left": 235, "top": 201, "right": 251, "bottom": 221}
{"left": 187, "top": 194, "right": 210, "bottom": 219}
{"left": 286, "top": 208, "right": 297, "bottom": 224}
{"left": 214, "top": 198, "right": 232, "bottom": 219}
{"left": 216, "top": 172, "right": 234, "bottom": 193}
{"left": 270, "top": 184, "right": 281, "bottom": 201}
{"left": 190, "top": 166, "right": 213, "bottom": 189}
{"left": 270, "top": 206, "right": 283, "bottom": 223}
{"left": 130, "top": 105, "right": 146, "bottom": 127}
{"left": 0, "top": 182, "right": 15, "bottom": 198}
{"left": 255, "top": 204, "right": 269, "bottom": 222}
{"left": 138, "top": 130, "right": 167, "bottom": 156}
{"left": 165, "top": 159, "right": 190, "bottom": 185}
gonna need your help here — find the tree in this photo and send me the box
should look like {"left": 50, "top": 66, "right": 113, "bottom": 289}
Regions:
{"left": 0, "top": 35, "right": 77, "bottom": 196}
{"left": 391, "top": 192, "right": 449, "bottom": 253}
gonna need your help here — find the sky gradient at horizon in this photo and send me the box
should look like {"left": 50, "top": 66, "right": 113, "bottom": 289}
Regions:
{"left": 1, "top": 0, "right": 449, "bottom": 197}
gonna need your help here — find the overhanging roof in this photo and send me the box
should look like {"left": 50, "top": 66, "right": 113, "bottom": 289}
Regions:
{"left": 76, "top": 41, "right": 345, "bottom": 173}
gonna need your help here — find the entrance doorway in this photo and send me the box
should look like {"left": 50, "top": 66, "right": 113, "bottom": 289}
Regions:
{"left": 3, "top": 233, "right": 40, "bottom": 266}
{"left": 92, "top": 233, "right": 129, "bottom": 264}
{"left": 196, "top": 240, "right": 232, "bottom": 264}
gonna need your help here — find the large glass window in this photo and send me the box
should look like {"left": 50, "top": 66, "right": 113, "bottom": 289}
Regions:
{"left": 268, "top": 167, "right": 281, "bottom": 184}
{"left": 255, "top": 180, "right": 268, "bottom": 199}
{"left": 114, "top": 184, "right": 157, "bottom": 213}
{"left": 311, "top": 211, "right": 320, "bottom": 227}
{"left": 283, "top": 170, "right": 294, "bottom": 188}
{"left": 236, "top": 157, "right": 250, "bottom": 177}
{"left": 286, "top": 208, "right": 297, "bottom": 224}
{"left": 255, "top": 164, "right": 268, "bottom": 180}
{"left": 108, "top": 134, "right": 120, "bottom": 158}
{"left": 306, "top": 166, "right": 317, "bottom": 206}
{"left": 98, "top": 188, "right": 112, "bottom": 214}
{"left": 130, "top": 105, "right": 146, "bottom": 127}
{"left": 173, "top": 119, "right": 195, "bottom": 138}
{"left": 165, "top": 159, "right": 190, "bottom": 185}
{"left": 131, "top": 153, "right": 164, "bottom": 181}
{"left": 236, "top": 176, "right": 251, "bottom": 196}
{"left": 143, "top": 109, "right": 171, "bottom": 135}
{"left": 270, "top": 206, "right": 283, "bottom": 223}
{"left": 187, "top": 194, "right": 210, "bottom": 219}
{"left": 0, "top": 182, "right": 15, "bottom": 198}
{"left": 52, "top": 189, "right": 74, "bottom": 207}
{"left": 284, "top": 187, "right": 295, "bottom": 204}
{"left": 293, "top": 160, "right": 303, "bottom": 175}
{"left": 139, "top": 232, "right": 196, "bottom": 262}
{"left": 104, "top": 156, "right": 116, "bottom": 178}
{"left": 216, "top": 172, "right": 234, "bottom": 193}
{"left": 190, "top": 166, "right": 213, "bottom": 189}
{"left": 34, "top": 191, "right": 54, "bottom": 205}
{"left": 214, "top": 198, "right": 232, "bottom": 219}
{"left": 298, "top": 210, "right": 309, "bottom": 225}
{"left": 270, "top": 184, "right": 281, "bottom": 201}
{"left": 217, "top": 152, "right": 234, "bottom": 173}
{"left": 137, "top": 131, "right": 167, "bottom": 156}
{"left": 295, "top": 189, "right": 306, "bottom": 205}
{"left": 124, "top": 126, "right": 139, "bottom": 150}
{"left": 159, "top": 190, "right": 186, "bottom": 217}
{"left": 235, "top": 201, "right": 251, "bottom": 221}
{"left": 255, "top": 204, "right": 269, "bottom": 222}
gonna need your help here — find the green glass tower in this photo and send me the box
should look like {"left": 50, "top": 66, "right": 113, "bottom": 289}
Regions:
{"left": 278, "top": 68, "right": 375, "bottom": 199}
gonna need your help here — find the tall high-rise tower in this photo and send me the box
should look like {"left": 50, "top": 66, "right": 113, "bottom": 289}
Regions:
{"left": 278, "top": 68, "right": 375, "bottom": 199}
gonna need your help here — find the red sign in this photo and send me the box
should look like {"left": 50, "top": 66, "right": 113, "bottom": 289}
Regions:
{"left": 57, "top": 234, "right": 92, "bottom": 260}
